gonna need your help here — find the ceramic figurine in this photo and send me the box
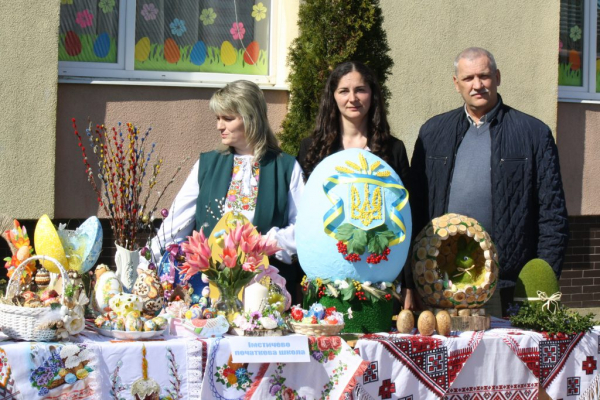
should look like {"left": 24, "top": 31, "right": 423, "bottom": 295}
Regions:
{"left": 133, "top": 268, "right": 164, "bottom": 317}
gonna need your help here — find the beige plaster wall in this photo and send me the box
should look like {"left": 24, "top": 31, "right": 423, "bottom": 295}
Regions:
{"left": 55, "top": 84, "right": 289, "bottom": 218}
{"left": 380, "top": 1, "right": 560, "bottom": 156}
{"left": 557, "top": 102, "right": 600, "bottom": 215}
{"left": 0, "top": 1, "right": 60, "bottom": 218}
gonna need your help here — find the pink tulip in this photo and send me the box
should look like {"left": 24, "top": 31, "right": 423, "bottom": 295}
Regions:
{"left": 222, "top": 247, "right": 238, "bottom": 268}
{"left": 240, "top": 234, "right": 260, "bottom": 254}
{"left": 258, "top": 235, "right": 280, "bottom": 256}
{"left": 228, "top": 222, "right": 243, "bottom": 246}
{"left": 180, "top": 229, "right": 211, "bottom": 280}
{"left": 242, "top": 255, "right": 262, "bottom": 272}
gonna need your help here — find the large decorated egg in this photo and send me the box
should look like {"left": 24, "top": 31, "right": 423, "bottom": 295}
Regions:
{"left": 297, "top": 149, "right": 411, "bottom": 283}
{"left": 132, "top": 268, "right": 164, "bottom": 316}
{"left": 57, "top": 216, "right": 103, "bottom": 273}
{"left": 412, "top": 213, "right": 498, "bottom": 309}
{"left": 93, "top": 265, "right": 123, "bottom": 314}
{"left": 34, "top": 215, "right": 69, "bottom": 273}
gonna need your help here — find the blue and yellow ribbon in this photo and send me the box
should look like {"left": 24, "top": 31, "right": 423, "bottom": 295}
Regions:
{"left": 323, "top": 173, "right": 409, "bottom": 246}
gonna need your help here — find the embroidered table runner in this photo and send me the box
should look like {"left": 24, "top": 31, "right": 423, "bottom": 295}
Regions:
{"left": 0, "top": 331, "right": 207, "bottom": 400}
{"left": 354, "top": 331, "right": 483, "bottom": 399}
{"left": 201, "top": 335, "right": 368, "bottom": 399}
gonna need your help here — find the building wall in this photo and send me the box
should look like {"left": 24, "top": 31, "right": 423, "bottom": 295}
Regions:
{"left": 0, "top": 0, "right": 60, "bottom": 218}
{"left": 556, "top": 102, "right": 600, "bottom": 216}
{"left": 55, "top": 84, "right": 289, "bottom": 218}
{"left": 380, "top": 0, "right": 560, "bottom": 158}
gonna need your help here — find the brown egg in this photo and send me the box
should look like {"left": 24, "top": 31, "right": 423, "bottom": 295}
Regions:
{"left": 435, "top": 310, "right": 452, "bottom": 336}
{"left": 417, "top": 310, "right": 436, "bottom": 336}
{"left": 396, "top": 310, "right": 414, "bottom": 334}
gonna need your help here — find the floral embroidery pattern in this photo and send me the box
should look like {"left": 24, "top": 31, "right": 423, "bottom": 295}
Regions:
{"left": 98, "top": 0, "right": 116, "bottom": 14}
{"left": 200, "top": 8, "right": 217, "bottom": 25}
{"left": 321, "top": 361, "right": 348, "bottom": 399}
{"left": 170, "top": 18, "right": 187, "bottom": 37}
{"left": 231, "top": 22, "right": 246, "bottom": 40}
{"left": 215, "top": 358, "right": 253, "bottom": 391}
{"left": 76, "top": 9, "right": 94, "bottom": 29}
{"left": 141, "top": 3, "right": 159, "bottom": 21}
{"left": 309, "top": 336, "right": 343, "bottom": 364}
{"left": 29, "top": 344, "right": 94, "bottom": 396}
{"left": 268, "top": 363, "right": 307, "bottom": 399}
{"left": 252, "top": 3, "right": 268, "bottom": 21}
{"left": 226, "top": 157, "right": 259, "bottom": 213}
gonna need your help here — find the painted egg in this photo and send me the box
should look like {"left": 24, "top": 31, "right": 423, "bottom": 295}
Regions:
{"left": 144, "top": 319, "right": 157, "bottom": 331}
{"left": 243, "top": 41, "right": 259, "bottom": 65}
{"left": 135, "top": 36, "right": 151, "bottom": 62}
{"left": 93, "top": 269, "right": 122, "bottom": 314}
{"left": 132, "top": 268, "right": 164, "bottom": 317}
{"left": 93, "top": 32, "right": 111, "bottom": 58}
{"left": 152, "top": 316, "right": 168, "bottom": 330}
{"left": 396, "top": 310, "right": 414, "bottom": 334}
{"left": 164, "top": 38, "right": 180, "bottom": 64}
{"left": 220, "top": 41, "right": 237, "bottom": 66}
{"left": 57, "top": 216, "right": 103, "bottom": 273}
{"left": 75, "top": 368, "right": 89, "bottom": 380}
{"left": 417, "top": 311, "right": 436, "bottom": 336}
{"left": 65, "top": 31, "right": 82, "bottom": 56}
{"left": 296, "top": 149, "right": 412, "bottom": 283}
{"left": 34, "top": 215, "right": 68, "bottom": 273}
{"left": 190, "top": 40, "right": 207, "bottom": 66}
{"left": 435, "top": 310, "right": 452, "bottom": 336}
{"left": 65, "top": 373, "right": 77, "bottom": 385}
{"left": 111, "top": 318, "right": 125, "bottom": 331}
{"left": 125, "top": 315, "right": 143, "bottom": 332}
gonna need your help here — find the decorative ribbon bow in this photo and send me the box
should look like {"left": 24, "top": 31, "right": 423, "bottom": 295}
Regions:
{"left": 537, "top": 290, "right": 562, "bottom": 313}
{"left": 453, "top": 264, "right": 476, "bottom": 279}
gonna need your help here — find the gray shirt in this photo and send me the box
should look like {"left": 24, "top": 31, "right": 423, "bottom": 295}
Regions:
{"left": 447, "top": 103, "right": 500, "bottom": 237}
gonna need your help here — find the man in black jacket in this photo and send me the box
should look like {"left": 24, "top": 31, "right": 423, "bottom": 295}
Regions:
{"left": 408, "top": 47, "right": 569, "bottom": 316}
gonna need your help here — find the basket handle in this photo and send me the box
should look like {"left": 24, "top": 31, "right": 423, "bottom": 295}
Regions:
{"left": 5, "top": 255, "right": 71, "bottom": 301}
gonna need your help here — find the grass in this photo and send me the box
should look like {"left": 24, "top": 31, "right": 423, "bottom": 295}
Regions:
{"left": 558, "top": 63, "right": 582, "bottom": 86}
{"left": 58, "top": 33, "right": 117, "bottom": 63}
{"left": 134, "top": 44, "right": 268, "bottom": 75}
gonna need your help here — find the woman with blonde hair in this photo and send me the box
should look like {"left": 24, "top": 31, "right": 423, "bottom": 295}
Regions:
{"left": 154, "top": 80, "right": 304, "bottom": 299}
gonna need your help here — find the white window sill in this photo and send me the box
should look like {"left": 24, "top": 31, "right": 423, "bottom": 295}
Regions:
{"left": 558, "top": 97, "right": 600, "bottom": 104}
{"left": 58, "top": 76, "right": 290, "bottom": 91}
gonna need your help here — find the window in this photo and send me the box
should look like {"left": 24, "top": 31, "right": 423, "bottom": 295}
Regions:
{"left": 559, "top": 0, "right": 600, "bottom": 100}
{"left": 58, "top": 0, "right": 278, "bottom": 85}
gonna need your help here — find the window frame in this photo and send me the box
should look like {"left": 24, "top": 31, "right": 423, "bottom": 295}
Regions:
{"left": 58, "top": 0, "right": 284, "bottom": 87}
{"left": 559, "top": 0, "right": 600, "bottom": 101}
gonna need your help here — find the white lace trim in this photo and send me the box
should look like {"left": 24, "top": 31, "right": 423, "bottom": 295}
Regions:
{"left": 186, "top": 338, "right": 204, "bottom": 399}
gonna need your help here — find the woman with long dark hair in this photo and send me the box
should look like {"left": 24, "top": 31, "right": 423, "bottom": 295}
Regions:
{"left": 297, "top": 61, "right": 418, "bottom": 310}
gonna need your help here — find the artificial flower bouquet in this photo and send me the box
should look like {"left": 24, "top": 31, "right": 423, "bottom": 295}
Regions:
{"left": 230, "top": 304, "right": 288, "bottom": 336}
{"left": 180, "top": 221, "right": 280, "bottom": 321}
{"left": 288, "top": 303, "right": 352, "bottom": 336}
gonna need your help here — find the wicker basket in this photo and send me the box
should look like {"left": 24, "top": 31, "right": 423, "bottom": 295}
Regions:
{"left": 289, "top": 322, "right": 344, "bottom": 336}
{"left": 0, "top": 255, "right": 70, "bottom": 341}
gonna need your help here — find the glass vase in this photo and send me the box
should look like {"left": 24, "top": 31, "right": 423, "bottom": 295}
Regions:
{"left": 212, "top": 281, "right": 243, "bottom": 323}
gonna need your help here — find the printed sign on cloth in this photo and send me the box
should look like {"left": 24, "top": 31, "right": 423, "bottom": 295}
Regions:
{"left": 202, "top": 335, "right": 367, "bottom": 399}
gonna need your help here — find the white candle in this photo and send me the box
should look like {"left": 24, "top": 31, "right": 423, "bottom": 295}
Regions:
{"left": 244, "top": 282, "right": 269, "bottom": 313}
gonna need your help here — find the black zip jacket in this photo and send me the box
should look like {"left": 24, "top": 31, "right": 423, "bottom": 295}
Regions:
{"left": 409, "top": 96, "right": 569, "bottom": 286}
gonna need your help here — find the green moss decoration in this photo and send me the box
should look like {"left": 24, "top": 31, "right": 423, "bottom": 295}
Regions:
{"left": 279, "top": 0, "right": 394, "bottom": 155}
{"left": 319, "top": 296, "right": 393, "bottom": 333}
{"left": 514, "top": 259, "right": 560, "bottom": 302}
{"left": 510, "top": 301, "right": 597, "bottom": 334}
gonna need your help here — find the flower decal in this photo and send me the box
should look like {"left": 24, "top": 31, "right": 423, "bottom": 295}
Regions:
{"left": 252, "top": 2, "right": 267, "bottom": 21}
{"left": 231, "top": 22, "right": 246, "bottom": 40}
{"left": 570, "top": 25, "right": 582, "bottom": 42}
{"left": 98, "top": 0, "right": 115, "bottom": 14}
{"left": 170, "top": 18, "right": 187, "bottom": 37}
{"left": 76, "top": 10, "right": 94, "bottom": 29}
{"left": 141, "top": 3, "right": 159, "bottom": 21}
{"left": 200, "top": 8, "right": 217, "bottom": 25}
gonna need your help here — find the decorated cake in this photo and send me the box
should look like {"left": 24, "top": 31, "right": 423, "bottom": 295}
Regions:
{"left": 296, "top": 149, "right": 411, "bottom": 333}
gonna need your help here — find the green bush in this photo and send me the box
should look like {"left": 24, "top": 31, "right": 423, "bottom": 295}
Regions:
{"left": 279, "top": 0, "right": 394, "bottom": 155}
